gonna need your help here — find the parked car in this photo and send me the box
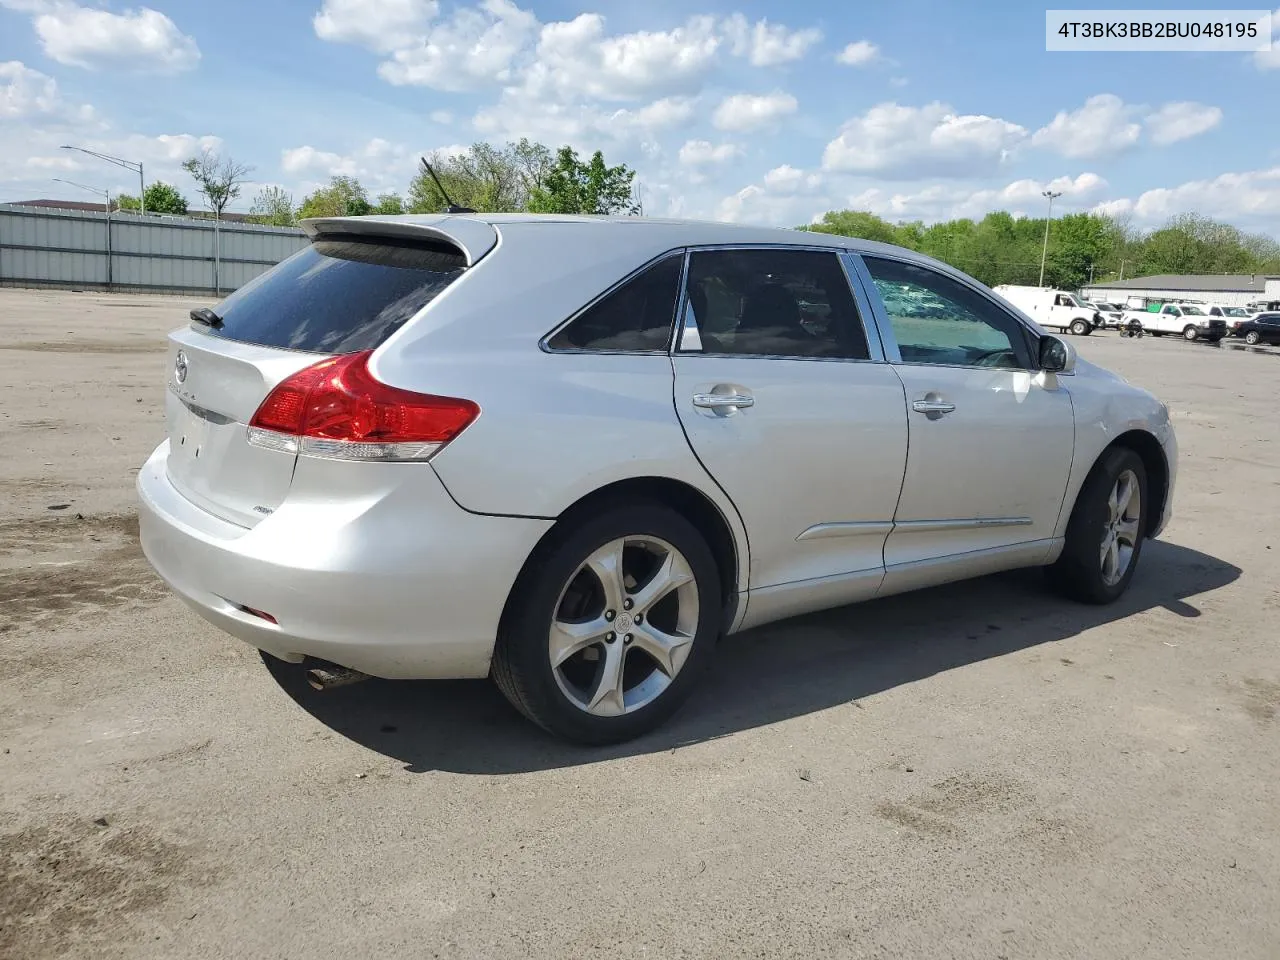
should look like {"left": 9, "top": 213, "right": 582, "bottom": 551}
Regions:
{"left": 137, "top": 215, "right": 1178, "bottom": 744}
{"left": 1122, "top": 301, "right": 1227, "bottom": 342}
{"left": 992, "top": 285, "right": 1101, "bottom": 335}
{"left": 1206, "top": 304, "right": 1257, "bottom": 334}
{"left": 1088, "top": 301, "right": 1127, "bottom": 328}
{"left": 1236, "top": 313, "right": 1280, "bottom": 346}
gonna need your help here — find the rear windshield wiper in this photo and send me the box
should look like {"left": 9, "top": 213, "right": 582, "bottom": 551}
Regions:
{"left": 190, "top": 307, "right": 223, "bottom": 329}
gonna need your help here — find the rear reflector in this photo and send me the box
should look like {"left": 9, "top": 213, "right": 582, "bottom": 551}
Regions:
{"left": 247, "top": 350, "right": 479, "bottom": 462}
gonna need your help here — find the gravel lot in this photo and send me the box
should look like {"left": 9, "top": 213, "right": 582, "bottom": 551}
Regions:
{"left": 2, "top": 287, "right": 1278, "bottom": 960}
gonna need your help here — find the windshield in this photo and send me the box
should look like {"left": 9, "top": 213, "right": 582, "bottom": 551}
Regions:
{"left": 1180, "top": 305, "right": 1206, "bottom": 316}
{"left": 1222, "top": 307, "right": 1249, "bottom": 317}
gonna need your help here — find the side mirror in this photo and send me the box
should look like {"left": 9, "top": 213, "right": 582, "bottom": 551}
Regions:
{"left": 1039, "top": 334, "right": 1076, "bottom": 374}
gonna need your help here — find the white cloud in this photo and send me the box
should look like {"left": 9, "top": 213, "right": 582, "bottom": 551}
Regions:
{"left": 836, "top": 40, "right": 879, "bottom": 66}
{"left": 1254, "top": 8, "right": 1280, "bottom": 69}
{"left": 723, "top": 14, "right": 822, "bottom": 66}
{"left": 1031, "top": 94, "right": 1141, "bottom": 159}
{"left": 2, "top": 1, "right": 201, "bottom": 73}
{"left": 378, "top": 0, "right": 538, "bottom": 91}
{"left": 678, "top": 139, "right": 740, "bottom": 166}
{"left": 822, "top": 101, "right": 1027, "bottom": 178}
{"left": 280, "top": 138, "right": 420, "bottom": 195}
{"left": 474, "top": 92, "right": 694, "bottom": 148}
{"left": 313, "top": 0, "right": 439, "bottom": 54}
{"left": 762, "top": 164, "right": 823, "bottom": 193}
{"left": 429, "top": 109, "right": 453, "bottom": 124}
{"left": 606, "top": 96, "right": 696, "bottom": 133}
{"left": 0, "top": 60, "right": 67, "bottom": 119}
{"left": 714, "top": 168, "right": 1112, "bottom": 228}
{"left": 1145, "top": 101, "right": 1223, "bottom": 145}
{"left": 837, "top": 172, "right": 1107, "bottom": 223}
{"left": 522, "top": 13, "right": 722, "bottom": 102}
{"left": 712, "top": 91, "right": 798, "bottom": 131}
{"left": 1105, "top": 167, "right": 1280, "bottom": 223}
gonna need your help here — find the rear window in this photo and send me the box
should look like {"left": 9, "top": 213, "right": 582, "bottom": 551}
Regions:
{"left": 203, "top": 237, "right": 467, "bottom": 353}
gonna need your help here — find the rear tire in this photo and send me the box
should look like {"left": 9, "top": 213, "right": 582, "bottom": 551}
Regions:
{"left": 492, "top": 502, "right": 721, "bottom": 744}
{"left": 1245, "top": 331, "right": 1261, "bottom": 345}
{"left": 1050, "top": 447, "right": 1148, "bottom": 605}
{"left": 1070, "top": 319, "right": 1090, "bottom": 336}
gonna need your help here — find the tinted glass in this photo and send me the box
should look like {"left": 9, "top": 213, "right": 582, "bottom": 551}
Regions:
{"left": 204, "top": 238, "right": 466, "bottom": 353}
{"left": 862, "top": 256, "right": 1028, "bottom": 369}
{"left": 548, "top": 254, "right": 682, "bottom": 352}
{"left": 682, "top": 249, "right": 869, "bottom": 359}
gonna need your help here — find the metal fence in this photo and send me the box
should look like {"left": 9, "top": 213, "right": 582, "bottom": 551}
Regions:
{"left": 0, "top": 203, "right": 308, "bottom": 297}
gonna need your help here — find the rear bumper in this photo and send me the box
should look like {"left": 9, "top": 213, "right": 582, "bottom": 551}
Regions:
{"left": 136, "top": 441, "right": 553, "bottom": 679}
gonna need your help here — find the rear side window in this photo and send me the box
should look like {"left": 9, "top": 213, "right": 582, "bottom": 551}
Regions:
{"left": 203, "top": 238, "right": 467, "bottom": 353}
{"left": 547, "top": 254, "right": 682, "bottom": 353}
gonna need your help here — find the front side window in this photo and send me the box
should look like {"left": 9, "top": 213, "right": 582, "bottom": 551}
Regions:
{"left": 681, "top": 248, "right": 869, "bottom": 360}
{"left": 861, "top": 256, "right": 1029, "bottom": 369}
{"left": 547, "top": 254, "right": 683, "bottom": 353}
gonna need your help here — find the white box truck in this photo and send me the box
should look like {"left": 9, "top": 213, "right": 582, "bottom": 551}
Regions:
{"left": 991, "top": 286, "right": 1101, "bottom": 336}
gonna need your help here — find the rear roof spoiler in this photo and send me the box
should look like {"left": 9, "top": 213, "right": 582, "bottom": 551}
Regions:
{"left": 300, "top": 215, "right": 498, "bottom": 267}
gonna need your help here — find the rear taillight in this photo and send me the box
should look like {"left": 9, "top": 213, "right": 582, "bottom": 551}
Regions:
{"left": 247, "top": 350, "right": 479, "bottom": 462}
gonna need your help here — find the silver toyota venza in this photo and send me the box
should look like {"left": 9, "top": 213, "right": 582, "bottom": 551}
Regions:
{"left": 138, "top": 214, "right": 1177, "bottom": 744}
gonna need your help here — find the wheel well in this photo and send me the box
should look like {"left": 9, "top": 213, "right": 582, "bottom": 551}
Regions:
{"left": 1109, "top": 430, "right": 1169, "bottom": 535}
{"left": 551, "top": 478, "right": 740, "bottom": 609}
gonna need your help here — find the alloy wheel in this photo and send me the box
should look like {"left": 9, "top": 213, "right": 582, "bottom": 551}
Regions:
{"left": 1100, "top": 469, "right": 1142, "bottom": 587}
{"left": 548, "top": 536, "right": 700, "bottom": 717}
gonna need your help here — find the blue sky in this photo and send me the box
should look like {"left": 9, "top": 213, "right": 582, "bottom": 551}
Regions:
{"left": 2, "top": 0, "right": 1278, "bottom": 231}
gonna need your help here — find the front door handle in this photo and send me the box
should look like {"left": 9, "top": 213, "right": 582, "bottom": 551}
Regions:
{"left": 912, "top": 398, "right": 956, "bottom": 419}
{"left": 693, "top": 393, "right": 754, "bottom": 410}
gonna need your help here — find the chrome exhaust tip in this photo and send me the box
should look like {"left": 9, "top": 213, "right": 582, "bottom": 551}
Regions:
{"left": 305, "top": 665, "right": 371, "bottom": 691}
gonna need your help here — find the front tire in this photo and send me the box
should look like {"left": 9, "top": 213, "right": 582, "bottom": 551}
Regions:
{"left": 1050, "top": 447, "right": 1148, "bottom": 605}
{"left": 492, "top": 503, "right": 721, "bottom": 744}
{"left": 1183, "top": 325, "right": 1199, "bottom": 341}
{"left": 1070, "top": 319, "right": 1090, "bottom": 336}
{"left": 1245, "top": 331, "right": 1261, "bottom": 345}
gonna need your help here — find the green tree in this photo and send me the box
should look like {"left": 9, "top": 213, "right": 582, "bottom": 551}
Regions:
{"left": 182, "top": 149, "right": 253, "bottom": 219}
{"left": 526, "top": 147, "right": 639, "bottom": 215}
{"left": 373, "top": 193, "right": 405, "bottom": 215}
{"left": 805, "top": 210, "right": 901, "bottom": 245}
{"left": 248, "top": 186, "right": 296, "bottom": 227}
{"left": 410, "top": 143, "right": 523, "bottom": 213}
{"left": 116, "top": 182, "right": 189, "bottom": 215}
{"left": 297, "top": 176, "right": 372, "bottom": 219}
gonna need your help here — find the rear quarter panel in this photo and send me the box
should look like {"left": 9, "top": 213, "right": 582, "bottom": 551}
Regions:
{"left": 366, "top": 223, "right": 752, "bottom": 598}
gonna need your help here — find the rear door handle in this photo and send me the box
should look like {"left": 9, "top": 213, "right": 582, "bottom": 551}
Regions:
{"left": 693, "top": 393, "right": 754, "bottom": 409}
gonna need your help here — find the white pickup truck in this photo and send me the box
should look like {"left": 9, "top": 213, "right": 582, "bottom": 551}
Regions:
{"left": 992, "top": 285, "right": 1101, "bottom": 336}
{"left": 1121, "top": 302, "right": 1228, "bottom": 342}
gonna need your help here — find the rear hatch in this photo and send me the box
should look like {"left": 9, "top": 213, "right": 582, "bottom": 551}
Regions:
{"left": 164, "top": 228, "right": 478, "bottom": 527}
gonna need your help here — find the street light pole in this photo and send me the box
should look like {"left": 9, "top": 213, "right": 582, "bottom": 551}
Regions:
{"left": 60, "top": 145, "right": 145, "bottom": 215}
{"left": 53, "top": 177, "right": 113, "bottom": 288}
{"left": 1038, "top": 190, "right": 1063, "bottom": 287}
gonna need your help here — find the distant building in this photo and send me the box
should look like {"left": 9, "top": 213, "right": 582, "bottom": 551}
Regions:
{"left": 1083, "top": 274, "right": 1280, "bottom": 309}
{"left": 13, "top": 198, "right": 256, "bottom": 223}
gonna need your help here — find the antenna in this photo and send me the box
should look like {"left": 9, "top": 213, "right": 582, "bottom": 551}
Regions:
{"left": 421, "top": 157, "right": 474, "bottom": 214}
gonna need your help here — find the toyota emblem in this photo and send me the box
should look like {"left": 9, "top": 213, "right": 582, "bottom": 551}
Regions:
{"left": 174, "top": 350, "right": 188, "bottom": 384}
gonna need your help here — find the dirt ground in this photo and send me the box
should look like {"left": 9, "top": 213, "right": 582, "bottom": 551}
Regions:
{"left": 1, "top": 287, "right": 1278, "bottom": 960}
